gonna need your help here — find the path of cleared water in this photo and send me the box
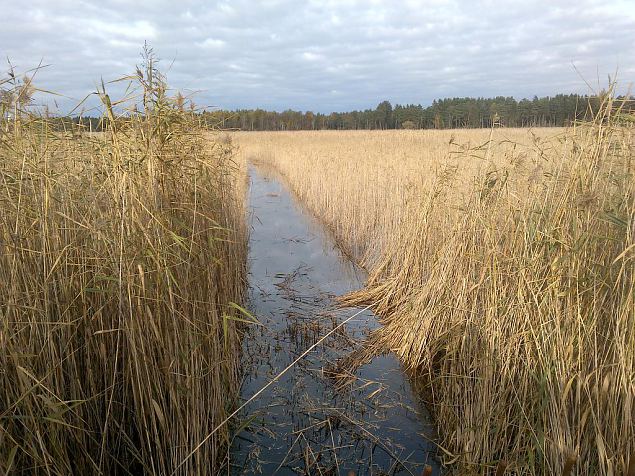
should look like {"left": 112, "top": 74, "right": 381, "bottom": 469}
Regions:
{"left": 230, "top": 166, "right": 439, "bottom": 475}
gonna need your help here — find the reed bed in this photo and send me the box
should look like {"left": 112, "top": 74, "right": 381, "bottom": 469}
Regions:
{"left": 234, "top": 95, "right": 634, "bottom": 474}
{"left": 0, "top": 59, "right": 247, "bottom": 474}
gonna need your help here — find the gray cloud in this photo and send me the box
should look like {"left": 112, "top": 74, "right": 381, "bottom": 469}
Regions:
{"left": 1, "top": 0, "right": 634, "bottom": 113}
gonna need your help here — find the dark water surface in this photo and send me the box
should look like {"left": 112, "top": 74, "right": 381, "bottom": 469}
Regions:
{"left": 230, "top": 167, "right": 439, "bottom": 475}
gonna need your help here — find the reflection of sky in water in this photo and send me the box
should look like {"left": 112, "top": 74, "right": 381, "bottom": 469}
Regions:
{"left": 230, "top": 167, "right": 439, "bottom": 475}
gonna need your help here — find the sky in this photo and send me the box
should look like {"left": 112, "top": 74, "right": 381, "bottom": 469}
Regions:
{"left": 1, "top": 0, "right": 634, "bottom": 114}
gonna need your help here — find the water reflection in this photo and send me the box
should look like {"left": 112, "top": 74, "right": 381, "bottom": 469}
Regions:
{"left": 230, "top": 167, "right": 439, "bottom": 475}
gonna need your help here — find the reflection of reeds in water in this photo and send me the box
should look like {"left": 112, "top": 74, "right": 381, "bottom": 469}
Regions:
{"left": 0, "top": 53, "right": 247, "bottom": 474}
{"left": 236, "top": 91, "right": 635, "bottom": 474}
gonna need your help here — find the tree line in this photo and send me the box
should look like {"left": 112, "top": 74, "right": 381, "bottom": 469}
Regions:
{"left": 55, "top": 93, "right": 626, "bottom": 132}
{"left": 202, "top": 94, "right": 608, "bottom": 130}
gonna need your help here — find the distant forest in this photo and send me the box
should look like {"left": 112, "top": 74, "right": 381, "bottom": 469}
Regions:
{"left": 203, "top": 94, "right": 606, "bottom": 130}
{"left": 66, "top": 93, "right": 620, "bottom": 131}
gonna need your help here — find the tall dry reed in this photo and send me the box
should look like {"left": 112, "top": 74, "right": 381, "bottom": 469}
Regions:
{"left": 235, "top": 93, "right": 634, "bottom": 474}
{"left": 0, "top": 54, "right": 247, "bottom": 475}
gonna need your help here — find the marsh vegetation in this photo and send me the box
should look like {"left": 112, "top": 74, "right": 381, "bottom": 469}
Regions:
{"left": 0, "top": 55, "right": 247, "bottom": 475}
{"left": 1, "top": 48, "right": 633, "bottom": 476}
{"left": 235, "top": 95, "right": 635, "bottom": 474}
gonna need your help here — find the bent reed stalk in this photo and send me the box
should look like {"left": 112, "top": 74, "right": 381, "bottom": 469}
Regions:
{"left": 0, "top": 56, "right": 247, "bottom": 475}
{"left": 235, "top": 91, "right": 634, "bottom": 474}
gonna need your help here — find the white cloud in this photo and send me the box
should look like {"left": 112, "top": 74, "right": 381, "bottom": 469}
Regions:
{"left": 301, "top": 52, "right": 322, "bottom": 62}
{"left": 84, "top": 19, "right": 157, "bottom": 40}
{"left": 197, "top": 38, "right": 226, "bottom": 49}
{"left": 0, "top": 0, "right": 633, "bottom": 113}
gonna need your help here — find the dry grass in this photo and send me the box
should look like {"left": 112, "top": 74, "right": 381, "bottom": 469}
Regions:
{"left": 235, "top": 128, "right": 562, "bottom": 269}
{"left": 0, "top": 58, "right": 247, "bottom": 474}
{"left": 234, "top": 96, "right": 634, "bottom": 474}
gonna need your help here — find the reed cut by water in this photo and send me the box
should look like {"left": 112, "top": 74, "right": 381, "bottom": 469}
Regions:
{"left": 235, "top": 92, "right": 634, "bottom": 474}
{"left": 0, "top": 55, "right": 247, "bottom": 475}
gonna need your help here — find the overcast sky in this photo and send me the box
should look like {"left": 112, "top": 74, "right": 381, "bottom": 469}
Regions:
{"left": 1, "top": 0, "right": 634, "bottom": 113}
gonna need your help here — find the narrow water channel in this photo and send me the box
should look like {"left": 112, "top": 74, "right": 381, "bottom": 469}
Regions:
{"left": 230, "top": 166, "right": 439, "bottom": 475}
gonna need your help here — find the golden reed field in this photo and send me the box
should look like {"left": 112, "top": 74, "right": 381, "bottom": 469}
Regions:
{"left": 1, "top": 55, "right": 633, "bottom": 475}
{"left": 235, "top": 97, "right": 635, "bottom": 475}
{"left": 0, "top": 63, "right": 248, "bottom": 474}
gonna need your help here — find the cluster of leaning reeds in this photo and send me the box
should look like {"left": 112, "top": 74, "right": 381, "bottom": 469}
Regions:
{"left": 236, "top": 89, "right": 634, "bottom": 474}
